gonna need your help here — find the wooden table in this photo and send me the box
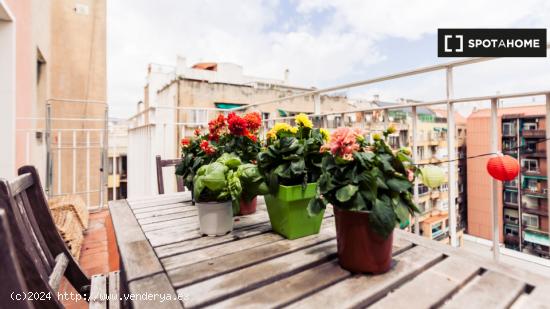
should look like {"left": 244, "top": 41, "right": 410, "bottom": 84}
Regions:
{"left": 110, "top": 192, "right": 550, "bottom": 309}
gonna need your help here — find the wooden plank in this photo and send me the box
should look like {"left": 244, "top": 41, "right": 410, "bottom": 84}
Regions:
{"left": 109, "top": 200, "right": 164, "bottom": 281}
{"left": 128, "top": 273, "right": 184, "bottom": 309}
{"left": 154, "top": 222, "right": 274, "bottom": 258}
{"left": 48, "top": 253, "right": 69, "bottom": 292}
{"left": 108, "top": 271, "right": 121, "bottom": 309}
{"left": 142, "top": 209, "right": 269, "bottom": 233}
{"left": 9, "top": 173, "right": 33, "bottom": 196}
{"left": 134, "top": 207, "right": 197, "bottom": 220}
{"left": 177, "top": 239, "right": 339, "bottom": 308}
{"left": 286, "top": 246, "right": 443, "bottom": 308}
{"left": 441, "top": 271, "right": 526, "bottom": 309}
{"left": 210, "top": 261, "right": 349, "bottom": 308}
{"left": 132, "top": 202, "right": 194, "bottom": 214}
{"left": 396, "top": 229, "right": 550, "bottom": 287}
{"left": 138, "top": 211, "right": 199, "bottom": 225}
{"left": 371, "top": 256, "right": 480, "bottom": 308}
{"left": 511, "top": 285, "right": 550, "bottom": 309}
{"left": 163, "top": 217, "right": 336, "bottom": 270}
{"left": 127, "top": 192, "right": 191, "bottom": 207}
{"left": 146, "top": 212, "right": 272, "bottom": 247}
{"left": 89, "top": 274, "right": 107, "bottom": 309}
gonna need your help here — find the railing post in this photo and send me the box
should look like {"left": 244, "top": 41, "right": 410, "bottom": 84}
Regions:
{"left": 412, "top": 105, "right": 420, "bottom": 235}
{"left": 546, "top": 93, "right": 550, "bottom": 257}
{"left": 313, "top": 94, "right": 321, "bottom": 115}
{"left": 490, "top": 97, "right": 500, "bottom": 261}
{"left": 45, "top": 103, "right": 53, "bottom": 197}
{"left": 446, "top": 66, "right": 458, "bottom": 247}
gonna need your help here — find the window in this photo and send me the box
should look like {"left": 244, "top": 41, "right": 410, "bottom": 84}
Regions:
{"left": 526, "top": 179, "right": 539, "bottom": 191}
{"left": 522, "top": 213, "right": 539, "bottom": 229}
{"left": 522, "top": 159, "right": 538, "bottom": 172}
{"left": 503, "top": 122, "right": 515, "bottom": 136}
{"left": 504, "top": 191, "right": 518, "bottom": 204}
{"left": 504, "top": 177, "right": 518, "bottom": 188}
{"left": 504, "top": 209, "right": 519, "bottom": 225}
{"left": 504, "top": 225, "right": 519, "bottom": 236}
{"left": 523, "top": 122, "right": 537, "bottom": 130}
{"left": 417, "top": 147, "right": 425, "bottom": 160}
{"left": 262, "top": 112, "right": 270, "bottom": 120}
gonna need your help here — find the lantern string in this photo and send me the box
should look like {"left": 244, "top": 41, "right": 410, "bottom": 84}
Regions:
{"left": 411, "top": 137, "right": 550, "bottom": 166}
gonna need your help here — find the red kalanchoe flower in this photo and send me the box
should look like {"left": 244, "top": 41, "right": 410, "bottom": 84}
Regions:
{"left": 200, "top": 140, "right": 216, "bottom": 156}
{"left": 227, "top": 112, "right": 249, "bottom": 136}
{"left": 194, "top": 128, "right": 202, "bottom": 136}
{"left": 208, "top": 114, "right": 226, "bottom": 141}
{"left": 244, "top": 112, "right": 262, "bottom": 132}
{"left": 181, "top": 137, "right": 191, "bottom": 148}
{"left": 246, "top": 131, "right": 257, "bottom": 142}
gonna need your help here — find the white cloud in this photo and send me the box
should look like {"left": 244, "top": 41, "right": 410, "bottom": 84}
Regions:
{"left": 108, "top": 0, "right": 550, "bottom": 118}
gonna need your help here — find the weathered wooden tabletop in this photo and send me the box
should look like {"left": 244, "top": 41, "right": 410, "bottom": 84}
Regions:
{"left": 110, "top": 192, "right": 550, "bottom": 309}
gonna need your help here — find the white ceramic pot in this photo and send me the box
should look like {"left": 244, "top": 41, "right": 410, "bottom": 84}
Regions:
{"left": 196, "top": 200, "right": 234, "bottom": 236}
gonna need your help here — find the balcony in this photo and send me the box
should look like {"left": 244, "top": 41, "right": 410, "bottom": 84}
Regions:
{"left": 522, "top": 168, "right": 546, "bottom": 177}
{"left": 505, "top": 234, "right": 520, "bottom": 244}
{"left": 522, "top": 203, "right": 549, "bottom": 216}
{"left": 522, "top": 149, "right": 546, "bottom": 158}
{"left": 522, "top": 129, "right": 546, "bottom": 139}
{"left": 522, "top": 188, "right": 548, "bottom": 198}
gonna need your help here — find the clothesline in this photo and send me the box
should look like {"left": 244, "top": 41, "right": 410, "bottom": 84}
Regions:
{"left": 412, "top": 136, "right": 550, "bottom": 166}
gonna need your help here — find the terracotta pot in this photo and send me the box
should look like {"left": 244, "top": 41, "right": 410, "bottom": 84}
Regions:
{"left": 334, "top": 206, "right": 393, "bottom": 274}
{"left": 238, "top": 196, "right": 257, "bottom": 215}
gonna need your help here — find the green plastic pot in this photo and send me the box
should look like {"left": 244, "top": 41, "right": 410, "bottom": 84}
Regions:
{"left": 264, "top": 183, "right": 325, "bottom": 239}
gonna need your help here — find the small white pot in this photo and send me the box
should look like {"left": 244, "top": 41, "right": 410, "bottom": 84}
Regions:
{"left": 196, "top": 200, "right": 234, "bottom": 236}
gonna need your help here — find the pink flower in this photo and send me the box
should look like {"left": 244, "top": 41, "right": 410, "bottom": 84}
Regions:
{"left": 324, "top": 127, "right": 362, "bottom": 160}
{"left": 407, "top": 169, "right": 414, "bottom": 182}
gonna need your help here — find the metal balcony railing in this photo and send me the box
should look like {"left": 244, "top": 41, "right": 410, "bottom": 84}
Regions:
{"left": 126, "top": 43, "right": 550, "bottom": 262}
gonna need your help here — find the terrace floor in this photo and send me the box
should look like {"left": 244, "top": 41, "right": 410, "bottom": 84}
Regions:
{"left": 61, "top": 209, "right": 120, "bottom": 309}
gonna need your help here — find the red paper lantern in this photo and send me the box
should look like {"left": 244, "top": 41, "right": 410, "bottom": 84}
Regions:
{"left": 486, "top": 155, "right": 519, "bottom": 181}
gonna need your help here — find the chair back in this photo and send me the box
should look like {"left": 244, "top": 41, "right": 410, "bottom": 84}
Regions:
{"left": 0, "top": 209, "right": 34, "bottom": 309}
{"left": 0, "top": 166, "right": 91, "bottom": 308}
{"left": 156, "top": 155, "right": 185, "bottom": 194}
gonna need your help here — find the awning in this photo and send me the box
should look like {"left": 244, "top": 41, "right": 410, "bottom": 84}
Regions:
{"left": 524, "top": 230, "right": 550, "bottom": 246}
{"left": 278, "top": 109, "right": 288, "bottom": 117}
{"left": 214, "top": 102, "right": 245, "bottom": 109}
{"left": 523, "top": 175, "right": 548, "bottom": 180}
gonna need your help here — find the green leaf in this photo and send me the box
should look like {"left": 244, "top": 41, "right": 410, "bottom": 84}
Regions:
{"left": 336, "top": 184, "right": 359, "bottom": 202}
{"left": 394, "top": 198, "right": 410, "bottom": 226}
{"left": 369, "top": 198, "right": 396, "bottom": 238}
{"left": 307, "top": 197, "right": 326, "bottom": 216}
{"left": 386, "top": 178, "right": 412, "bottom": 193}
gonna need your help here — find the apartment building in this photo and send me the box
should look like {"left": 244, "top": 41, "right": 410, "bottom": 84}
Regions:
{"left": 374, "top": 102, "right": 467, "bottom": 244}
{"left": 467, "top": 105, "right": 549, "bottom": 259}
{"left": 127, "top": 57, "right": 358, "bottom": 196}
{"left": 0, "top": 0, "right": 107, "bottom": 208}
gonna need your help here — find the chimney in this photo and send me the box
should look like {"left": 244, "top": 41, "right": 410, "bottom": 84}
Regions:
{"left": 176, "top": 55, "right": 187, "bottom": 76}
{"left": 373, "top": 94, "right": 380, "bottom": 102}
{"left": 284, "top": 69, "right": 290, "bottom": 84}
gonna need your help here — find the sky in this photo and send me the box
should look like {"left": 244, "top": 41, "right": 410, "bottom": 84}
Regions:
{"left": 108, "top": 0, "right": 550, "bottom": 118}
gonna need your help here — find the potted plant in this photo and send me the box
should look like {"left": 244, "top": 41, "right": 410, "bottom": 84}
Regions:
{"left": 209, "top": 112, "right": 264, "bottom": 214}
{"left": 193, "top": 153, "right": 243, "bottom": 236}
{"left": 257, "top": 113, "right": 330, "bottom": 239}
{"left": 308, "top": 127, "right": 419, "bottom": 273}
{"left": 235, "top": 163, "right": 269, "bottom": 215}
{"left": 175, "top": 128, "right": 218, "bottom": 204}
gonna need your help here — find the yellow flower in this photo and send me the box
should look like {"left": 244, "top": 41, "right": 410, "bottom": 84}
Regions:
{"left": 295, "top": 113, "right": 313, "bottom": 128}
{"left": 387, "top": 125, "right": 397, "bottom": 134}
{"left": 320, "top": 128, "right": 330, "bottom": 142}
{"left": 267, "top": 122, "right": 297, "bottom": 139}
{"left": 372, "top": 133, "right": 382, "bottom": 141}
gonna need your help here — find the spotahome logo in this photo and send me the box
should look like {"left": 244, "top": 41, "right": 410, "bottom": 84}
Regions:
{"left": 438, "top": 29, "right": 546, "bottom": 57}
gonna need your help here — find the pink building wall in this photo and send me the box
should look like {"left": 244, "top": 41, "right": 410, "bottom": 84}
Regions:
{"left": 4, "top": 0, "right": 33, "bottom": 170}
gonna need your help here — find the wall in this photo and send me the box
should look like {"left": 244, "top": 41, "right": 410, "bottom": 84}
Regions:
{"left": 0, "top": 0, "right": 16, "bottom": 178}
{"left": 49, "top": 0, "right": 106, "bottom": 207}
{"left": 466, "top": 115, "right": 504, "bottom": 241}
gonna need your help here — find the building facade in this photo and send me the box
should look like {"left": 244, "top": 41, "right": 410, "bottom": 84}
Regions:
{"left": 467, "top": 105, "right": 549, "bottom": 259}
{"left": 0, "top": 0, "right": 107, "bottom": 209}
